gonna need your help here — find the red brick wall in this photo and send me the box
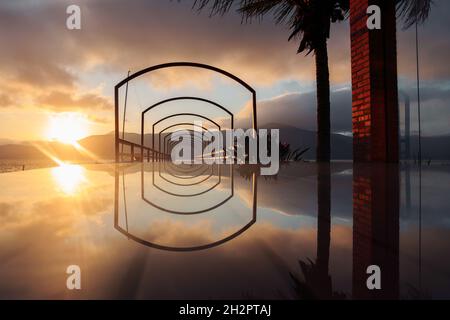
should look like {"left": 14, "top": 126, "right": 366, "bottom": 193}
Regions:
{"left": 350, "top": 0, "right": 399, "bottom": 162}
{"left": 352, "top": 164, "right": 399, "bottom": 299}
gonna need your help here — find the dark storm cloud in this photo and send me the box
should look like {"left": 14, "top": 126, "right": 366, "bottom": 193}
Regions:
{"left": 260, "top": 89, "right": 352, "bottom": 131}
{"left": 248, "top": 80, "right": 450, "bottom": 135}
{"left": 237, "top": 89, "right": 352, "bottom": 133}
{"left": 400, "top": 81, "right": 450, "bottom": 103}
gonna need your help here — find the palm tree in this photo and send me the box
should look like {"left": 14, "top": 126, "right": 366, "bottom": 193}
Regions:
{"left": 193, "top": 0, "right": 432, "bottom": 162}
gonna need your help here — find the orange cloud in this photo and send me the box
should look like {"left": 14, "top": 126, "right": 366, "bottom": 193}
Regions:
{"left": 0, "top": 93, "right": 13, "bottom": 108}
{"left": 37, "top": 90, "right": 112, "bottom": 111}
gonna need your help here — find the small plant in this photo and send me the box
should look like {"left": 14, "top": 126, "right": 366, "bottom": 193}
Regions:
{"left": 280, "top": 143, "right": 310, "bottom": 162}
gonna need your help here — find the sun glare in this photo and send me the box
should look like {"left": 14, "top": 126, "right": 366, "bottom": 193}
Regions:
{"left": 51, "top": 164, "right": 86, "bottom": 195}
{"left": 46, "top": 113, "right": 88, "bottom": 145}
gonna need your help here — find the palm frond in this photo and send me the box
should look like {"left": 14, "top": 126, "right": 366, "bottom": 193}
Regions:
{"left": 239, "top": 0, "right": 298, "bottom": 24}
{"left": 396, "top": 0, "right": 433, "bottom": 29}
{"left": 192, "top": 0, "right": 236, "bottom": 16}
{"left": 293, "top": 147, "right": 310, "bottom": 161}
{"left": 192, "top": 0, "right": 432, "bottom": 53}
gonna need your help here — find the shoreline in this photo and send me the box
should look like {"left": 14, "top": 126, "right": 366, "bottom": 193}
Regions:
{"left": 0, "top": 162, "right": 57, "bottom": 174}
{"left": 2, "top": 159, "right": 449, "bottom": 174}
{"left": 0, "top": 159, "right": 114, "bottom": 174}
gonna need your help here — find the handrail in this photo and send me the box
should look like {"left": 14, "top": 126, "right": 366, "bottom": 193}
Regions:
{"left": 118, "top": 138, "right": 170, "bottom": 162}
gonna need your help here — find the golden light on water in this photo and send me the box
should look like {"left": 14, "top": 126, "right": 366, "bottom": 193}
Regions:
{"left": 51, "top": 164, "right": 86, "bottom": 195}
{"left": 46, "top": 113, "right": 88, "bottom": 145}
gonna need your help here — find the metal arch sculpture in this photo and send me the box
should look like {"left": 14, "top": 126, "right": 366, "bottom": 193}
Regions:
{"left": 156, "top": 122, "right": 215, "bottom": 185}
{"left": 158, "top": 121, "right": 217, "bottom": 162}
{"left": 114, "top": 169, "right": 256, "bottom": 252}
{"left": 164, "top": 129, "right": 206, "bottom": 158}
{"left": 114, "top": 62, "right": 256, "bottom": 163}
{"left": 152, "top": 113, "right": 221, "bottom": 160}
{"left": 153, "top": 112, "right": 221, "bottom": 132}
{"left": 164, "top": 135, "right": 209, "bottom": 175}
{"left": 161, "top": 162, "right": 211, "bottom": 181}
{"left": 141, "top": 97, "right": 233, "bottom": 161}
{"left": 142, "top": 96, "right": 233, "bottom": 129}
{"left": 157, "top": 163, "right": 222, "bottom": 198}
{"left": 158, "top": 121, "right": 218, "bottom": 161}
{"left": 142, "top": 163, "right": 235, "bottom": 215}
{"left": 164, "top": 130, "right": 223, "bottom": 162}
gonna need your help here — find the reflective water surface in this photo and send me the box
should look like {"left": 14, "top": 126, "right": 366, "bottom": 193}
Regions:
{"left": 0, "top": 162, "right": 449, "bottom": 299}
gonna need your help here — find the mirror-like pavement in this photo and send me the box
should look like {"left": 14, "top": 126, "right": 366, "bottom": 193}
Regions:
{"left": 0, "top": 162, "right": 449, "bottom": 299}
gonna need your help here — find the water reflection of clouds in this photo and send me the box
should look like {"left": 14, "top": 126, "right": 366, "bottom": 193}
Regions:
{"left": 0, "top": 164, "right": 450, "bottom": 298}
{"left": 115, "top": 163, "right": 257, "bottom": 251}
{"left": 0, "top": 165, "right": 306, "bottom": 299}
{"left": 253, "top": 163, "right": 354, "bottom": 221}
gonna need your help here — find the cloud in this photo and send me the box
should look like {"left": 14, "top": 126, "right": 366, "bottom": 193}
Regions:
{"left": 236, "top": 89, "right": 352, "bottom": 133}
{"left": 0, "top": 94, "right": 13, "bottom": 108}
{"left": 398, "top": 80, "right": 450, "bottom": 136}
{"left": 0, "top": 0, "right": 449, "bottom": 137}
{"left": 399, "top": 81, "right": 450, "bottom": 103}
{"left": 1, "top": 0, "right": 449, "bottom": 89}
{"left": 36, "top": 90, "right": 112, "bottom": 111}
{"left": 232, "top": 77, "right": 450, "bottom": 135}
{"left": 0, "top": 0, "right": 351, "bottom": 91}
{"left": 86, "top": 114, "right": 112, "bottom": 124}
{"left": 0, "top": 3, "right": 78, "bottom": 90}
{"left": 396, "top": 0, "right": 450, "bottom": 81}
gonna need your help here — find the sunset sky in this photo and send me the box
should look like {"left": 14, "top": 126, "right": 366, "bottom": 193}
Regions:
{"left": 1, "top": 0, "right": 449, "bottom": 144}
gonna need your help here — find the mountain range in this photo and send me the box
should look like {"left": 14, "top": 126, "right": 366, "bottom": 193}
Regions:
{"left": 0, "top": 123, "right": 449, "bottom": 161}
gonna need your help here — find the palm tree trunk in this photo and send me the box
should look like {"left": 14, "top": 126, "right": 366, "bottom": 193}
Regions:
{"left": 315, "top": 39, "right": 331, "bottom": 162}
{"left": 316, "top": 162, "right": 331, "bottom": 276}
{"left": 315, "top": 39, "right": 332, "bottom": 296}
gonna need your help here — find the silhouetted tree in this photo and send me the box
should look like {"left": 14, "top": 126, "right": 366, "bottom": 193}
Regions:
{"left": 193, "top": 0, "right": 432, "bottom": 162}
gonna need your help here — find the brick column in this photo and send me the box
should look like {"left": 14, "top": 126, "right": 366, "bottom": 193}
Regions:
{"left": 350, "top": 0, "right": 399, "bottom": 162}
{"left": 352, "top": 164, "right": 399, "bottom": 299}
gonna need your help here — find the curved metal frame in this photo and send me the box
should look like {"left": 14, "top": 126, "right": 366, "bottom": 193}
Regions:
{"left": 155, "top": 164, "right": 222, "bottom": 198}
{"left": 143, "top": 161, "right": 234, "bottom": 215}
{"left": 160, "top": 163, "right": 211, "bottom": 183}
{"left": 142, "top": 97, "right": 233, "bottom": 161}
{"left": 158, "top": 122, "right": 216, "bottom": 162}
{"left": 164, "top": 129, "right": 205, "bottom": 159}
{"left": 158, "top": 166, "right": 212, "bottom": 186}
{"left": 157, "top": 123, "right": 214, "bottom": 185}
{"left": 154, "top": 113, "right": 220, "bottom": 160}
{"left": 142, "top": 96, "right": 234, "bottom": 123}
{"left": 164, "top": 129, "right": 224, "bottom": 161}
{"left": 114, "top": 167, "right": 256, "bottom": 252}
{"left": 164, "top": 160, "right": 209, "bottom": 177}
{"left": 114, "top": 62, "right": 256, "bottom": 163}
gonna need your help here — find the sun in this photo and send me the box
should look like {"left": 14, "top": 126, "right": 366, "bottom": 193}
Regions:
{"left": 46, "top": 113, "right": 89, "bottom": 145}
